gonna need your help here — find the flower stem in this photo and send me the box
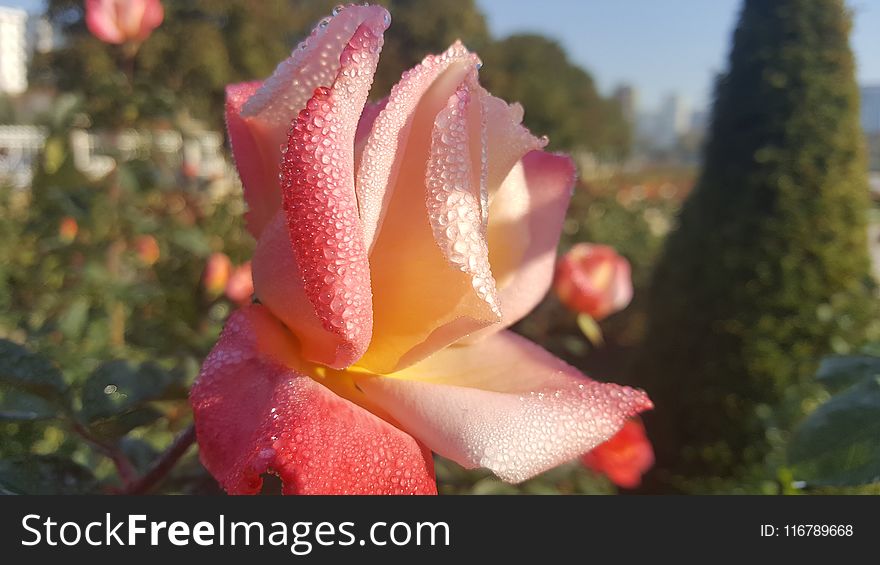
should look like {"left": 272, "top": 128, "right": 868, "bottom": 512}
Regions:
{"left": 69, "top": 419, "right": 138, "bottom": 488}
{"left": 124, "top": 424, "right": 196, "bottom": 494}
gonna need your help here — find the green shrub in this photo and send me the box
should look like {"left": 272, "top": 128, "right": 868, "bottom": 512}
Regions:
{"left": 632, "top": 0, "right": 878, "bottom": 485}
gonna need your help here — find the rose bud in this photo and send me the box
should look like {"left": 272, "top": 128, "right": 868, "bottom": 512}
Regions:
{"left": 554, "top": 243, "right": 633, "bottom": 320}
{"left": 202, "top": 252, "right": 231, "bottom": 297}
{"left": 85, "top": 0, "right": 164, "bottom": 45}
{"left": 582, "top": 418, "right": 654, "bottom": 489}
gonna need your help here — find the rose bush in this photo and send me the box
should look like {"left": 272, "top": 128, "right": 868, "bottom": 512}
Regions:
{"left": 85, "top": 0, "right": 165, "bottom": 46}
{"left": 190, "top": 4, "right": 651, "bottom": 495}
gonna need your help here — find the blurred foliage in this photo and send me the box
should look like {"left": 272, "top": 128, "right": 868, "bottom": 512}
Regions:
{"left": 787, "top": 353, "right": 880, "bottom": 488}
{"left": 480, "top": 35, "right": 631, "bottom": 157}
{"left": 34, "top": 0, "right": 328, "bottom": 128}
{"left": 32, "top": 0, "right": 628, "bottom": 155}
{"left": 631, "top": 0, "right": 879, "bottom": 489}
{"left": 0, "top": 94, "right": 251, "bottom": 492}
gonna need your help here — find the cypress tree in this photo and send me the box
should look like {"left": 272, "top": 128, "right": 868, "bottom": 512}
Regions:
{"left": 632, "top": 0, "right": 876, "bottom": 484}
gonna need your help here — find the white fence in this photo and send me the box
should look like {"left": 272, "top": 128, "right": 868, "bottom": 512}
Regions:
{"left": 0, "top": 125, "right": 231, "bottom": 189}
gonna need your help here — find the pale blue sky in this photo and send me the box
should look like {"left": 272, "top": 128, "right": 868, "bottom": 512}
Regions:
{"left": 4, "top": 0, "right": 879, "bottom": 112}
{"left": 476, "top": 0, "right": 880, "bottom": 112}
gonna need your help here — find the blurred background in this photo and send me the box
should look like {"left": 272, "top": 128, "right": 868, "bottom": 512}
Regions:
{"left": 0, "top": 0, "right": 878, "bottom": 494}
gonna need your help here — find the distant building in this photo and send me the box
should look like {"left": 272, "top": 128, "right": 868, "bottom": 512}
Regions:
{"left": 0, "top": 7, "right": 28, "bottom": 95}
{"left": 656, "top": 93, "right": 690, "bottom": 147}
{"left": 613, "top": 84, "right": 638, "bottom": 125}
{"left": 862, "top": 85, "right": 880, "bottom": 135}
{"left": 26, "top": 15, "right": 57, "bottom": 56}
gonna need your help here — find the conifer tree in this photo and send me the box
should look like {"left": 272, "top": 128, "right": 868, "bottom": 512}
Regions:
{"left": 633, "top": 0, "right": 876, "bottom": 482}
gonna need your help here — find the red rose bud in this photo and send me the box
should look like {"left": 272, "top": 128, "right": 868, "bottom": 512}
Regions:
{"left": 203, "top": 252, "right": 232, "bottom": 297}
{"left": 58, "top": 217, "right": 78, "bottom": 243}
{"left": 134, "top": 235, "right": 160, "bottom": 266}
{"left": 582, "top": 418, "right": 654, "bottom": 489}
{"left": 225, "top": 262, "right": 254, "bottom": 305}
{"left": 554, "top": 243, "right": 633, "bottom": 320}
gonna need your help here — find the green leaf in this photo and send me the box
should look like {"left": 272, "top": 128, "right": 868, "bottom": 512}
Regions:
{"left": 0, "top": 455, "right": 98, "bottom": 494}
{"left": 87, "top": 406, "right": 163, "bottom": 440}
{"left": 79, "top": 360, "right": 175, "bottom": 423}
{"left": 0, "top": 339, "right": 69, "bottom": 407}
{"left": 171, "top": 227, "right": 212, "bottom": 257}
{"left": 42, "top": 137, "right": 67, "bottom": 175}
{"left": 815, "top": 354, "right": 880, "bottom": 391}
{"left": 58, "top": 297, "right": 90, "bottom": 339}
{"left": 0, "top": 387, "right": 59, "bottom": 421}
{"left": 118, "top": 437, "right": 160, "bottom": 474}
{"left": 788, "top": 377, "right": 880, "bottom": 487}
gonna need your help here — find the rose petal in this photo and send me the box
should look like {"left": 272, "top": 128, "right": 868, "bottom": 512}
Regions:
{"left": 190, "top": 306, "right": 437, "bottom": 495}
{"left": 357, "top": 42, "right": 479, "bottom": 250}
{"left": 426, "top": 74, "right": 499, "bottom": 316}
{"left": 272, "top": 19, "right": 387, "bottom": 369}
{"left": 355, "top": 96, "right": 388, "bottom": 171}
{"left": 359, "top": 45, "right": 504, "bottom": 373}
{"left": 133, "top": 0, "right": 164, "bottom": 42}
{"left": 253, "top": 212, "right": 363, "bottom": 368}
{"left": 464, "top": 150, "right": 576, "bottom": 343}
{"left": 356, "top": 329, "right": 652, "bottom": 483}
{"left": 130, "top": 0, "right": 165, "bottom": 41}
{"left": 482, "top": 95, "right": 547, "bottom": 198}
{"left": 226, "top": 4, "right": 390, "bottom": 238}
{"left": 85, "top": 0, "right": 125, "bottom": 44}
{"left": 225, "top": 80, "right": 278, "bottom": 237}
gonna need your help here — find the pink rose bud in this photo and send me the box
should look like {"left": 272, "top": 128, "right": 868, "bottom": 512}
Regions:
{"left": 225, "top": 262, "right": 254, "bottom": 305}
{"left": 202, "top": 252, "right": 231, "bottom": 297}
{"left": 133, "top": 234, "right": 160, "bottom": 266}
{"left": 554, "top": 243, "right": 633, "bottom": 320}
{"left": 582, "top": 418, "right": 654, "bottom": 489}
{"left": 58, "top": 217, "right": 78, "bottom": 243}
{"left": 85, "top": 0, "right": 164, "bottom": 45}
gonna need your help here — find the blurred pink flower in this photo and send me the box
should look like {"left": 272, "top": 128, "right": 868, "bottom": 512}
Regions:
{"left": 191, "top": 4, "right": 651, "bottom": 495}
{"left": 202, "top": 252, "right": 231, "bottom": 297}
{"left": 58, "top": 217, "right": 78, "bottom": 243}
{"left": 554, "top": 243, "right": 633, "bottom": 320}
{"left": 85, "top": 0, "right": 164, "bottom": 45}
{"left": 582, "top": 418, "right": 654, "bottom": 489}
{"left": 224, "top": 262, "right": 253, "bottom": 305}
{"left": 133, "top": 234, "right": 160, "bottom": 266}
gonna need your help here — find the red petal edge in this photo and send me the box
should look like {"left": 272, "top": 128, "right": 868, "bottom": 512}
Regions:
{"left": 190, "top": 305, "right": 437, "bottom": 495}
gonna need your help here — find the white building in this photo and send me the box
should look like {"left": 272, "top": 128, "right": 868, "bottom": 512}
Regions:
{"left": 0, "top": 7, "right": 28, "bottom": 95}
{"left": 862, "top": 85, "right": 880, "bottom": 135}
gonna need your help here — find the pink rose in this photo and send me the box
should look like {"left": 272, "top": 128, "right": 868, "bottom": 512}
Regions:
{"left": 191, "top": 4, "right": 651, "bottom": 495}
{"left": 85, "top": 0, "right": 164, "bottom": 45}
{"left": 554, "top": 243, "right": 633, "bottom": 320}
